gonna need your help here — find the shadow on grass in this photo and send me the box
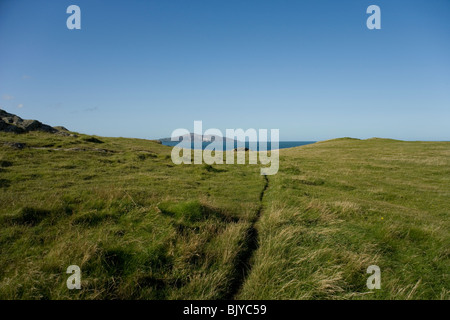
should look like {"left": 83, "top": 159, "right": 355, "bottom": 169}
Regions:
{"left": 0, "top": 179, "right": 11, "bottom": 188}
{"left": 158, "top": 200, "right": 238, "bottom": 224}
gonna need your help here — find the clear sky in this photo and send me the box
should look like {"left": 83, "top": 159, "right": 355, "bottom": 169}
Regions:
{"left": 0, "top": 0, "right": 449, "bottom": 141}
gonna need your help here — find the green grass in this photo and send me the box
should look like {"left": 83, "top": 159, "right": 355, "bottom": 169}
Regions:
{"left": 0, "top": 131, "right": 263, "bottom": 299}
{"left": 238, "top": 138, "right": 449, "bottom": 300}
{"left": 0, "top": 133, "right": 448, "bottom": 299}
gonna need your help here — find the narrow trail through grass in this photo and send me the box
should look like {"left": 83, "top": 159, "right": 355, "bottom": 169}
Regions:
{"left": 226, "top": 175, "right": 269, "bottom": 299}
{"left": 2, "top": 132, "right": 448, "bottom": 299}
{"left": 0, "top": 132, "right": 265, "bottom": 299}
{"left": 238, "top": 139, "right": 450, "bottom": 299}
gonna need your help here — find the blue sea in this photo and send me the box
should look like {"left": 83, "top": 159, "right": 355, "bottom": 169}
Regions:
{"left": 161, "top": 141, "right": 316, "bottom": 151}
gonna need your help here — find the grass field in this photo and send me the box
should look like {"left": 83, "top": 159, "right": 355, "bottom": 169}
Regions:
{"left": 0, "top": 132, "right": 448, "bottom": 299}
{"left": 239, "top": 138, "right": 449, "bottom": 299}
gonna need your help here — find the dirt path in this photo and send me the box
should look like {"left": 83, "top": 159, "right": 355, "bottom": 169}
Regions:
{"left": 225, "top": 175, "right": 269, "bottom": 299}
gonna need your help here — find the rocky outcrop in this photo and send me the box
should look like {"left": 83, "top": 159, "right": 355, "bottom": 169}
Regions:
{"left": 0, "top": 109, "right": 63, "bottom": 134}
{"left": 3, "top": 142, "right": 26, "bottom": 149}
{"left": 0, "top": 118, "right": 24, "bottom": 133}
{"left": 53, "top": 126, "right": 69, "bottom": 132}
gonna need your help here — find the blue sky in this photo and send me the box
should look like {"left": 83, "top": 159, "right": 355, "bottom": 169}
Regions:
{"left": 0, "top": 0, "right": 449, "bottom": 141}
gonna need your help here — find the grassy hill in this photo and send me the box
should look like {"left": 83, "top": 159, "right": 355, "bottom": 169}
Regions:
{"left": 239, "top": 138, "right": 449, "bottom": 299}
{"left": 0, "top": 131, "right": 264, "bottom": 299}
{"left": 0, "top": 132, "right": 448, "bottom": 299}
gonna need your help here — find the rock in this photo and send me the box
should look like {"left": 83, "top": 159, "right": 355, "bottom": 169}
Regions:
{"left": 55, "top": 131, "right": 78, "bottom": 138}
{"left": 0, "top": 119, "right": 25, "bottom": 133}
{"left": 234, "top": 147, "right": 250, "bottom": 151}
{"left": 0, "top": 109, "right": 58, "bottom": 134}
{"left": 53, "top": 126, "right": 69, "bottom": 131}
{"left": 3, "top": 142, "right": 26, "bottom": 149}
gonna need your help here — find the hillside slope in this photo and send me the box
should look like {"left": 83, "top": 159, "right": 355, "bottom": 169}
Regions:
{"left": 0, "top": 133, "right": 448, "bottom": 299}
{"left": 0, "top": 131, "right": 264, "bottom": 299}
{"left": 239, "top": 138, "right": 449, "bottom": 299}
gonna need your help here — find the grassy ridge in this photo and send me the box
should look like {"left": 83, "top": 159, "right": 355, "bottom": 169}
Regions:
{"left": 1, "top": 133, "right": 448, "bottom": 299}
{"left": 0, "top": 131, "right": 264, "bottom": 299}
{"left": 239, "top": 138, "right": 449, "bottom": 299}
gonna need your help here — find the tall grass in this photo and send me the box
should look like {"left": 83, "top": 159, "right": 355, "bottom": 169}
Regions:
{"left": 0, "top": 131, "right": 263, "bottom": 299}
{"left": 1, "top": 133, "right": 448, "bottom": 299}
{"left": 239, "top": 138, "right": 449, "bottom": 299}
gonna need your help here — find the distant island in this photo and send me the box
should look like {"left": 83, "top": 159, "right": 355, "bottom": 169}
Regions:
{"left": 158, "top": 133, "right": 239, "bottom": 143}
{"left": 158, "top": 132, "right": 316, "bottom": 151}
